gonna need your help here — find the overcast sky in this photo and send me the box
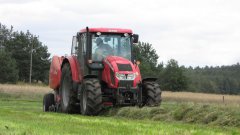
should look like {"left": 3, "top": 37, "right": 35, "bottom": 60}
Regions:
{"left": 1, "top": 0, "right": 240, "bottom": 67}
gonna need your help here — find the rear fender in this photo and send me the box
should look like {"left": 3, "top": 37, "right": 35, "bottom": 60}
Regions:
{"left": 62, "top": 56, "right": 83, "bottom": 83}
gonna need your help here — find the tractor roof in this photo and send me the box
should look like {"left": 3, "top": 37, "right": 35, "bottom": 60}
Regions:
{"left": 80, "top": 28, "right": 133, "bottom": 34}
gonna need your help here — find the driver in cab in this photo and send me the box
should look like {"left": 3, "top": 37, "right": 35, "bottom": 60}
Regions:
{"left": 94, "top": 38, "right": 113, "bottom": 61}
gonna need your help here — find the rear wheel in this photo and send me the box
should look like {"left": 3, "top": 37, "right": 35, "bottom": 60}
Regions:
{"left": 80, "top": 78, "right": 102, "bottom": 115}
{"left": 143, "top": 81, "right": 162, "bottom": 106}
{"left": 43, "top": 93, "right": 55, "bottom": 112}
{"left": 59, "top": 63, "right": 78, "bottom": 113}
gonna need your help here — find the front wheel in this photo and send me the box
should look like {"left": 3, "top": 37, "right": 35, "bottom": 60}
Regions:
{"left": 142, "top": 81, "right": 162, "bottom": 106}
{"left": 80, "top": 79, "right": 103, "bottom": 115}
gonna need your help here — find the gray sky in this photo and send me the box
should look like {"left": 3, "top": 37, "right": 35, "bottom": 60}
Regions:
{"left": 1, "top": 0, "right": 240, "bottom": 67}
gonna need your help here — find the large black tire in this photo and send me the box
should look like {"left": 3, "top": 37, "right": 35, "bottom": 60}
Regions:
{"left": 143, "top": 81, "right": 162, "bottom": 106}
{"left": 59, "top": 63, "right": 78, "bottom": 113}
{"left": 80, "top": 78, "right": 102, "bottom": 115}
{"left": 43, "top": 93, "right": 55, "bottom": 112}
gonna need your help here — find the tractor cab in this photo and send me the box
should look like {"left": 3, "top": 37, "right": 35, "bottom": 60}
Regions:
{"left": 91, "top": 34, "right": 132, "bottom": 61}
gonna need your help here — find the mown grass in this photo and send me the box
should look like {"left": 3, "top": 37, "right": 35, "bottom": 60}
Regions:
{"left": 104, "top": 102, "right": 240, "bottom": 128}
{"left": 0, "top": 84, "right": 240, "bottom": 134}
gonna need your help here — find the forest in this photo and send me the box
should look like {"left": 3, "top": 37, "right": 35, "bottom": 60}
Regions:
{"left": 183, "top": 64, "right": 240, "bottom": 94}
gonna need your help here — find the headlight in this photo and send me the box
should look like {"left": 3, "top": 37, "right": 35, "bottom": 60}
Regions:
{"left": 116, "top": 73, "right": 136, "bottom": 80}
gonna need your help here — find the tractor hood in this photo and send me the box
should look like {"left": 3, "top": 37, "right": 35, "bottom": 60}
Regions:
{"left": 102, "top": 55, "right": 142, "bottom": 88}
{"left": 104, "top": 56, "right": 134, "bottom": 72}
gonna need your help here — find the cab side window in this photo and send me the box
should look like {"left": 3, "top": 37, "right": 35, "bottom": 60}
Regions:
{"left": 71, "top": 36, "right": 78, "bottom": 55}
{"left": 78, "top": 33, "right": 88, "bottom": 75}
{"left": 77, "top": 34, "right": 86, "bottom": 57}
{"left": 81, "top": 34, "right": 87, "bottom": 55}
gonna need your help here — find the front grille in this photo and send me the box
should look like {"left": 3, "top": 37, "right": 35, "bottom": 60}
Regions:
{"left": 117, "top": 64, "right": 132, "bottom": 71}
{"left": 118, "top": 80, "right": 133, "bottom": 87}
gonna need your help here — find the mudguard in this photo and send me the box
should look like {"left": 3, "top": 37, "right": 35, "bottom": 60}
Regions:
{"left": 49, "top": 55, "right": 63, "bottom": 90}
{"left": 49, "top": 55, "right": 83, "bottom": 90}
{"left": 63, "top": 56, "right": 83, "bottom": 83}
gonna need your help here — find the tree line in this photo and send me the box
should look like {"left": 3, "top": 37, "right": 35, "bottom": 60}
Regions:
{"left": 0, "top": 23, "right": 50, "bottom": 84}
{"left": 183, "top": 64, "right": 240, "bottom": 94}
{"left": 133, "top": 42, "right": 240, "bottom": 95}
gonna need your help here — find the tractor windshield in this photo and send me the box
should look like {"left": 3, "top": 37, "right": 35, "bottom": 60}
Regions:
{"left": 92, "top": 34, "right": 131, "bottom": 61}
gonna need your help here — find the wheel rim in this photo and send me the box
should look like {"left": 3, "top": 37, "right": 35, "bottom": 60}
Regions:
{"left": 62, "top": 77, "right": 70, "bottom": 107}
{"left": 82, "top": 89, "right": 87, "bottom": 112}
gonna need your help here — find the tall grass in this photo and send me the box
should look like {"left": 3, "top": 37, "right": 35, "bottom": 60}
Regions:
{"left": 163, "top": 91, "right": 240, "bottom": 105}
{"left": 1, "top": 84, "right": 239, "bottom": 104}
{"left": 0, "top": 84, "right": 51, "bottom": 101}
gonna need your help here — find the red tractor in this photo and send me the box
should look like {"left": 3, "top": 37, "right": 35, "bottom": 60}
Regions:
{"left": 43, "top": 27, "right": 162, "bottom": 115}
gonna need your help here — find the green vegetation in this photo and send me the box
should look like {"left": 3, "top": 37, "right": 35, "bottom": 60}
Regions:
{"left": 0, "top": 87, "right": 240, "bottom": 135}
{"left": 184, "top": 64, "right": 240, "bottom": 94}
{"left": 0, "top": 50, "right": 18, "bottom": 83}
{"left": 0, "top": 23, "right": 50, "bottom": 84}
{"left": 0, "top": 98, "right": 239, "bottom": 135}
{"left": 105, "top": 102, "right": 240, "bottom": 128}
{"left": 161, "top": 59, "right": 188, "bottom": 91}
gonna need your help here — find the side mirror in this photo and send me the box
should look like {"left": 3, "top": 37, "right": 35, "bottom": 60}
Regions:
{"left": 132, "top": 34, "right": 139, "bottom": 43}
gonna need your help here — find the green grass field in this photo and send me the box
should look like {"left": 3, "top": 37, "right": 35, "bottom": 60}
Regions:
{"left": 0, "top": 84, "right": 240, "bottom": 135}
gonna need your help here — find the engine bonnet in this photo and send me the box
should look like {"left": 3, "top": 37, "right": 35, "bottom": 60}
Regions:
{"left": 102, "top": 56, "right": 141, "bottom": 88}
{"left": 104, "top": 56, "right": 134, "bottom": 72}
